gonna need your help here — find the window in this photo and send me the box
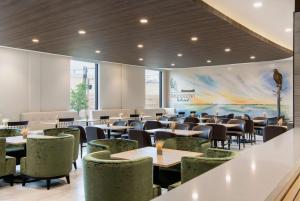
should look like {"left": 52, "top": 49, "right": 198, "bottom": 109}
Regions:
{"left": 70, "top": 60, "right": 98, "bottom": 111}
{"left": 145, "top": 69, "right": 162, "bottom": 108}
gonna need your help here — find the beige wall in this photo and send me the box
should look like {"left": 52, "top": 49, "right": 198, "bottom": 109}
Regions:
{"left": 99, "top": 61, "right": 146, "bottom": 110}
{"left": 0, "top": 46, "right": 70, "bottom": 120}
{"left": 294, "top": 12, "right": 300, "bottom": 126}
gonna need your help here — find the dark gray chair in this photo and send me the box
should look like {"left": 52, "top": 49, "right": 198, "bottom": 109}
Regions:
{"left": 174, "top": 123, "right": 189, "bottom": 130}
{"left": 253, "top": 117, "right": 268, "bottom": 135}
{"left": 192, "top": 125, "right": 212, "bottom": 140}
{"left": 128, "top": 129, "right": 152, "bottom": 148}
{"left": 154, "top": 131, "right": 176, "bottom": 142}
{"left": 206, "top": 124, "right": 228, "bottom": 149}
{"left": 244, "top": 120, "right": 255, "bottom": 144}
{"left": 143, "top": 121, "right": 163, "bottom": 130}
{"left": 226, "top": 119, "right": 245, "bottom": 150}
{"left": 68, "top": 125, "right": 87, "bottom": 158}
{"left": 184, "top": 117, "right": 200, "bottom": 124}
{"left": 263, "top": 126, "right": 287, "bottom": 142}
{"left": 86, "top": 126, "right": 106, "bottom": 142}
{"left": 128, "top": 120, "right": 144, "bottom": 130}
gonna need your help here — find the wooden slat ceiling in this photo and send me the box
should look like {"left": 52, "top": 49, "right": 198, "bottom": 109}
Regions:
{"left": 0, "top": 0, "right": 292, "bottom": 68}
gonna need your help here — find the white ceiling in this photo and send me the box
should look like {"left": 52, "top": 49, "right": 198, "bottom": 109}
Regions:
{"left": 202, "top": 0, "right": 294, "bottom": 50}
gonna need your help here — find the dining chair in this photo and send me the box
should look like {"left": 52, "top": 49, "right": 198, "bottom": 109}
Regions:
{"left": 253, "top": 116, "right": 268, "bottom": 135}
{"left": 192, "top": 125, "right": 212, "bottom": 140}
{"left": 244, "top": 120, "right": 255, "bottom": 144}
{"left": 83, "top": 150, "right": 161, "bottom": 201}
{"left": 128, "top": 120, "right": 144, "bottom": 130}
{"left": 0, "top": 138, "right": 16, "bottom": 186}
{"left": 68, "top": 125, "right": 87, "bottom": 158}
{"left": 263, "top": 125, "right": 288, "bottom": 142}
{"left": 128, "top": 129, "right": 152, "bottom": 148}
{"left": 206, "top": 124, "right": 228, "bottom": 149}
{"left": 111, "top": 120, "right": 127, "bottom": 138}
{"left": 174, "top": 123, "right": 189, "bottom": 130}
{"left": 183, "top": 117, "right": 200, "bottom": 124}
{"left": 143, "top": 121, "right": 163, "bottom": 130}
{"left": 201, "top": 113, "right": 208, "bottom": 117}
{"left": 226, "top": 119, "right": 245, "bottom": 150}
{"left": 85, "top": 126, "right": 106, "bottom": 142}
{"left": 163, "top": 137, "right": 209, "bottom": 153}
{"left": 177, "top": 112, "right": 185, "bottom": 118}
{"left": 99, "top": 116, "right": 110, "bottom": 124}
{"left": 87, "top": 139, "right": 138, "bottom": 154}
{"left": 153, "top": 131, "right": 176, "bottom": 142}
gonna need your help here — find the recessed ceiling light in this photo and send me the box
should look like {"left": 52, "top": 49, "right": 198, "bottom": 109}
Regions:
{"left": 32, "top": 38, "right": 39, "bottom": 43}
{"left": 206, "top": 59, "right": 212, "bottom": 63}
{"left": 253, "top": 2, "right": 263, "bottom": 8}
{"left": 191, "top": 36, "right": 198, "bottom": 42}
{"left": 137, "top": 44, "right": 144, "bottom": 48}
{"left": 250, "top": 56, "right": 256, "bottom": 60}
{"left": 78, "top": 29, "right": 86, "bottom": 35}
{"left": 139, "top": 58, "right": 144, "bottom": 61}
{"left": 225, "top": 48, "right": 231, "bottom": 52}
{"left": 139, "top": 18, "right": 148, "bottom": 24}
{"left": 177, "top": 53, "right": 183, "bottom": 57}
{"left": 285, "top": 28, "right": 292, "bottom": 33}
{"left": 95, "top": 50, "right": 101, "bottom": 54}
{"left": 171, "top": 63, "right": 175, "bottom": 67}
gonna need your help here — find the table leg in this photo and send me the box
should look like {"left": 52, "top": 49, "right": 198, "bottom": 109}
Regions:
{"left": 107, "top": 129, "right": 111, "bottom": 139}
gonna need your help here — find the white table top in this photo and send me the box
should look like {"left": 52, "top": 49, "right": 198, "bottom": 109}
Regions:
{"left": 152, "top": 128, "right": 300, "bottom": 201}
{"left": 159, "top": 120, "right": 176, "bottom": 125}
{"left": 94, "top": 124, "right": 132, "bottom": 130}
{"left": 112, "top": 147, "right": 203, "bottom": 168}
{"left": 5, "top": 131, "right": 43, "bottom": 145}
{"left": 145, "top": 128, "right": 202, "bottom": 137}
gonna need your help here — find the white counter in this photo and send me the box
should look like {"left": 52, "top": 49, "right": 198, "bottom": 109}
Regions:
{"left": 152, "top": 128, "right": 300, "bottom": 201}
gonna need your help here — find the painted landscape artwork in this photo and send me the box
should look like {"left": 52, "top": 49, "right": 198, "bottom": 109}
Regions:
{"left": 168, "top": 60, "right": 293, "bottom": 119}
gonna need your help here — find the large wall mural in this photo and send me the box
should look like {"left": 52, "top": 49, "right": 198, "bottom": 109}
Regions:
{"left": 168, "top": 60, "right": 293, "bottom": 119}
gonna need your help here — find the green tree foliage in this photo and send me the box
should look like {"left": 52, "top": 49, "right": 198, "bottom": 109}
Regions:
{"left": 70, "top": 82, "right": 88, "bottom": 114}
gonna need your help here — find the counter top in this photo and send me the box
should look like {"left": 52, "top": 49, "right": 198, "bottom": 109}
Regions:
{"left": 152, "top": 128, "right": 300, "bottom": 201}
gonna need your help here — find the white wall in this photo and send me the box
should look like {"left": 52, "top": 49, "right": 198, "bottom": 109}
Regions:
{"left": 99, "top": 61, "right": 145, "bottom": 109}
{"left": 0, "top": 47, "right": 70, "bottom": 120}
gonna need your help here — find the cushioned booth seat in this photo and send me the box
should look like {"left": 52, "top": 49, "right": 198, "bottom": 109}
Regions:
{"left": 83, "top": 150, "right": 161, "bottom": 201}
{"left": 20, "top": 134, "right": 74, "bottom": 189}
{"left": 163, "top": 137, "right": 209, "bottom": 153}
{"left": 0, "top": 138, "right": 16, "bottom": 186}
{"left": 168, "top": 148, "right": 235, "bottom": 190}
{"left": 44, "top": 128, "right": 80, "bottom": 169}
{"left": 87, "top": 139, "right": 138, "bottom": 154}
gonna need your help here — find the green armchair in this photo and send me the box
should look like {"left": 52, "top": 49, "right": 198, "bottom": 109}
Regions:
{"left": 87, "top": 139, "right": 138, "bottom": 154}
{"left": 0, "top": 138, "right": 16, "bottom": 186}
{"left": 44, "top": 128, "right": 80, "bottom": 169}
{"left": 20, "top": 134, "right": 74, "bottom": 189}
{"left": 169, "top": 148, "right": 236, "bottom": 190}
{"left": 83, "top": 150, "right": 161, "bottom": 201}
{"left": 163, "top": 137, "right": 209, "bottom": 153}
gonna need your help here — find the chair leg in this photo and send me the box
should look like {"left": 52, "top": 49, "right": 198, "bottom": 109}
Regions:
{"left": 66, "top": 175, "right": 70, "bottom": 184}
{"left": 80, "top": 145, "right": 83, "bottom": 158}
{"left": 73, "top": 161, "right": 77, "bottom": 170}
{"left": 47, "top": 179, "right": 51, "bottom": 190}
{"left": 8, "top": 175, "right": 14, "bottom": 186}
{"left": 238, "top": 136, "right": 241, "bottom": 150}
{"left": 221, "top": 141, "right": 225, "bottom": 149}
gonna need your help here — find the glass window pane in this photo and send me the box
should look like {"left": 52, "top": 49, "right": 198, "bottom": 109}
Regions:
{"left": 70, "top": 60, "right": 96, "bottom": 111}
{"left": 145, "top": 69, "right": 160, "bottom": 108}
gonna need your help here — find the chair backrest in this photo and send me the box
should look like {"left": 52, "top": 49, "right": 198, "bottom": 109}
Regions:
{"left": 181, "top": 148, "right": 235, "bottom": 183}
{"left": 68, "top": 125, "right": 87, "bottom": 144}
{"left": 227, "top": 113, "right": 234, "bottom": 119}
{"left": 24, "top": 134, "right": 74, "bottom": 178}
{"left": 130, "top": 114, "right": 140, "bottom": 120}
{"left": 183, "top": 117, "right": 200, "bottom": 124}
{"left": 128, "top": 120, "right": 144, "bottom": 130}
{"left": 128, "top": 130, "right": 152, "bottom": 148}
{"left": 0, "top": 129, "right": 21, "bottom": 137}
{"left": 83, "top": 151, "right": 153, "bottom": 201}
{"left": 201, "top": 113, "right": 208, "bottom": 117}
{"left": 43, "top": 128, "right": 80, "bottom": 162}
{"left": 86, "top": 127, "right": 106, "bottom": 142}
{"left": 192, "top": 125, "right": 212, "bottom": 139}
{"left": 206, "top": 124, "right": 227, "bottom": 141}
{"left": 113, "top": 120, "right": 127, "bottom": 126}
{"left": 168, "top": 116, "right": 178, "bottom": 122}
{"left": 244, "top": 120, "right": 254, "bottom": 134}
{"left": 206, "top": 118, "right": 216, "bottom": 123}
{"left": 58, "top": 118, "right": 74, "bottom": 128}
{"left": 227, "top": 119, "right": 245, "bottom": 132}
{"left": 143, "top": 121, "right": 163, "bottom": 130}
{"left": 244, "top": 114, "right": 251, "bottom": 120}
{"left": 177, "top": 112, "right": 185, "bottom": 117}
{"left": 267, "top": 117, "right": 278, "bottom": 125}
{"left": 154, "top": 131, "right": 176, "bottom": 142}
{"left": 0, "top": 138, "right": 5, "bottom": 162}
{"left": 174, "top": 123, "right": 189, "bottom": 130}
{"left": 163, "top": 137, "right": 208, "bottom": 153}
{"left": 156, "top": 113, "right": 163, "bottom": 117}
{"left": 184, "top": 122, "right": 198, "bottom": 130}
{"left": 253, "top": 116, "right": 268, "bottom": 126}
{"left": 7, "top": 121, "right": 28, "bottom": 129}
{"left": 263, "top": 126, "right": 288, "bottom": 142}
{"left": 87, "top": 139, "right": 138, "bottom": 154}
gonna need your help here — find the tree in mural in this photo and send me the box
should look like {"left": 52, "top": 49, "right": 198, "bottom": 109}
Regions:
{"left": 70, "top": 82, "right": 88, "bottom": 114}
{"left": 273, "top": 69, "right": 283, "bottom": 118}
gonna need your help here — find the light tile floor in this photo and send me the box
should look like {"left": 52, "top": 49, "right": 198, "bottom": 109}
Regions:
{"left": 0, "top": 136, "right": 263, "bottom": 201}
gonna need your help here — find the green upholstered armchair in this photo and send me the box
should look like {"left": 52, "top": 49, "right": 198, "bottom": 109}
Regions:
{"left": 44, "top": 128, "right": 80, "bottom": 169}
{"left": 0, "top": 129, "right": 23, "bottom": 152}
{"left": 163, "top": 137, "right": 209, "bottom": 153}
{"left": 83, "top": 150, "right": 161, "bottom": 201}
{"left": 20, "top": 134, "right": 74, "bottom": 189}
{"left": 0, "top": 138, "right": 16, "bottom": 186}
{"left": 87, "top": 139, "right": 138, "bottom": 154}
{"left": 169, "top": 148, "right": 236, "bottom": 190}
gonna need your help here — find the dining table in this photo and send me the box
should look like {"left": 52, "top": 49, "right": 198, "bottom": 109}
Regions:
{"left": 94, "top": 124, "right": 133, "bottom": 139}
{"left": 145, "top": 128, "right": 203, "bottom": 137}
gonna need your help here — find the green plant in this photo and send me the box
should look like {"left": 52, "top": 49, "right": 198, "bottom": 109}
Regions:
{"left": 70, "top": 82, "right": 88, "bottom": 114}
